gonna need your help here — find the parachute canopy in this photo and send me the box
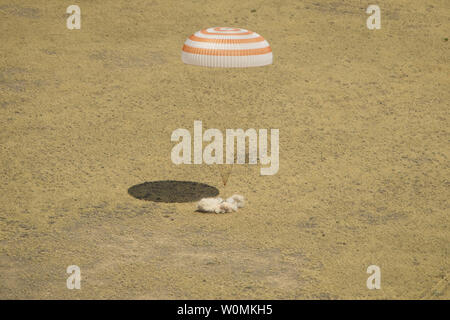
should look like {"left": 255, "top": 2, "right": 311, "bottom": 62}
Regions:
{"left": 182, "top": 27, "right": 272, "bottom": 68}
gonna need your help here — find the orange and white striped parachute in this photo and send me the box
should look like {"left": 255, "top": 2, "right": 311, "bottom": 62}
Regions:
{"left": 182, "top": 27, "right": 272, "bottom": 186}
{"left": 182, "top": 27, "right": 272, "bottom": 68}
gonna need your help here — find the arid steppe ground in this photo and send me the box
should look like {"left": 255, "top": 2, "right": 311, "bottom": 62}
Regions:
{"left": 0, "top": 0, "right": 448, "bottom": 299}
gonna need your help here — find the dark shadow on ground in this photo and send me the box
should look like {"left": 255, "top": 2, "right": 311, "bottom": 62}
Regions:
{"left": 128, "top": 180, "right": 219, "bottom": 203}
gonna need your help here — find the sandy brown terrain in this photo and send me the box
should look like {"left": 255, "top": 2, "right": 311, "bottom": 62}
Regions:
{"left": 0, "top": 0, "right": 448, "bottom": 299}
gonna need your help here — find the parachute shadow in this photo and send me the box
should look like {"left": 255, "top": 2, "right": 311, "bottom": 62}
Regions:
{"left": 127, "top": 180, "right": 219, "bottom": 203}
